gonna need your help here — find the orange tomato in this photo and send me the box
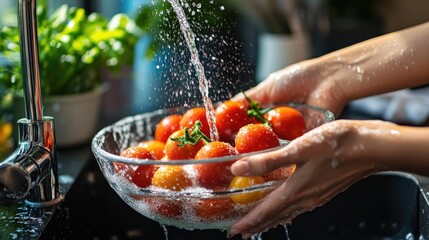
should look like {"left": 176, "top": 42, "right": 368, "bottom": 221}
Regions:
{"left": 229, "top": 176, "right": 267, "bottom": 204}
{"left": 152, "top": 166, "right": 193, "bottom": 191}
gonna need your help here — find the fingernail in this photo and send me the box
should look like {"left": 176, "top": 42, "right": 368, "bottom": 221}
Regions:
{"left": 232, "top": 161, "right": 250, "bottom": 176}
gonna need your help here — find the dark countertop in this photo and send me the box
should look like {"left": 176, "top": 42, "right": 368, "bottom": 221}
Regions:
{"left": 0, "top": 144, "right": 92, "bottom": 240}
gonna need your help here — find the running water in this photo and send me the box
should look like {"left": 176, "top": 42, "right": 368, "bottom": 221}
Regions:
{"left": 167, "top": 0, "right": 219, "bottom": 141}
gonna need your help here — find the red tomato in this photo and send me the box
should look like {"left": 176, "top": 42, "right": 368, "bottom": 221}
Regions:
{"left": 180, "top": 107, "right": 210, "bottom": 137}
{"left": 119, "top": 146, "right": 158, "bottom": 188}
{"left": 194, "top": 141, "right": 238, "bottom": 189}
{"left": 165, "top": 129, "right": 205, "bottom": 160}
{"left": 195, "top": 198, "right": 235, "bottom": 221}
{"left": 155, "top": 114, "right": 181, "bottom": 143}
{"left": 145, "top": 198, "right": 183, "bottom": 218}
{"left": 116, "top": 146, "right": 156, "bottom": 182}
{"left": 234, "top": 124, "right": 280, "bottom": 154}
{"left": 265, "top": 106, "right": 307, "bottom": 140}
{"left": 215, "top": 100, "right": 256, "bottom": 144}
{"left": 132, "top": 165, "right": 158, "bottom": 188}
{"left": 138, "top": 140, "right": 166, "bottom": 159}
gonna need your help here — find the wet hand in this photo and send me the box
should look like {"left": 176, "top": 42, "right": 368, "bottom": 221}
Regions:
{"left": 233, "top": 59, "right": 347, "bottom": 118}
{"left": 228, "top": 120, "right": 392, "bottom": 239}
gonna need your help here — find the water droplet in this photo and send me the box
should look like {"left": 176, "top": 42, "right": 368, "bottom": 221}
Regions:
{"left": 331, "top": 159, "right": 340, "bottom": 169}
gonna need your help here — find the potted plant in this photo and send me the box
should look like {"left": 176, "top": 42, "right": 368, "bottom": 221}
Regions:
{"left": 0, "top": 1, "right": 142, "bottom": 147}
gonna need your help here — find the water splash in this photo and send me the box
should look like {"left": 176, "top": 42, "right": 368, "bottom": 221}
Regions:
{"left": 167, "top": 0, "right": 219, "bottom": 141}
{"left": 161, "top": 224, "right": 169, "bottom": 240}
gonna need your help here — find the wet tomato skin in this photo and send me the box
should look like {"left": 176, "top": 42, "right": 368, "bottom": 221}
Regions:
{"left": 234, "top": 123, "right": 280, "bottom": 154}
{"left": 180, "top": 107, "right": 211, "bottom": 137}
{"left": 194, "top": 141, "right": 238, "bottom": 189}
{"left": 132, "top": 165, "right": 158, "bottom": 188}
{"left": 215, "top": 100, "right": 255, "bottom": 144}
{"left": 145, "top": 198, "right": 183, "bottom": 218}
{"left": 229, "top": 176, "right": 267, "bottom": 204}
{"left": 116, "top": 146, "right": 157, "bottom": 182}
{"left": 195, "top": 198, "right": 235, "bottom": 221}
{"left": 265, "top": 106, "right": 307, "bottom": 140}
{"left": 138, "top": 140, "right": 166, "bottom": 159}
{"left": 155, "top": 114, "right": 181, "bottom": 143}
{"left": 151, "top": 166, "right": 193, "bottom": 191}
{"left": 164, "top": 129, "right": 205, "bottom": 160}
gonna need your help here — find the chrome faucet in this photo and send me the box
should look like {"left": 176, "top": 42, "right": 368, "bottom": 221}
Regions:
{"left": 0, "top": 0, "right": 61, "bottom": 207}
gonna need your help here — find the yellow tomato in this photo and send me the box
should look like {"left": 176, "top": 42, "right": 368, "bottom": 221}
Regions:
{"left": 152, "top": 166, "right": 192, "bottom": 191}
{"left": 229, "top": 176, "right": 267, "bottom": 204}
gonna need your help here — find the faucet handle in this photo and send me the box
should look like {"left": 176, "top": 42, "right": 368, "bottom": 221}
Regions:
{"left": 0, "top": 162, "right": 32, "bottom": 199}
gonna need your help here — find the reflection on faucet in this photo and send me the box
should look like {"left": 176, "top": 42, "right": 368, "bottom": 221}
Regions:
{"left": 0, "top": 0, "right": 61, "bottom": 207}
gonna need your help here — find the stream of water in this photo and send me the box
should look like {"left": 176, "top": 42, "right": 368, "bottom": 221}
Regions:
{"left": 160, "top": 1, "right": 291, "bottom": 239}
{"left": 167, "top": 0, "right": 219, "bottom": 141}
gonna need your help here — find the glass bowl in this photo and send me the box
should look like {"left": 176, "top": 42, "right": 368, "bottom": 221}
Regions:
{"left": 91, "top": 103, "right": 334, "bottom": 230}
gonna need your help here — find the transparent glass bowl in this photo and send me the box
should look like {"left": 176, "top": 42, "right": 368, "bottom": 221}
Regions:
{"left": 91, "top": 103, "right": 334, "bottom": 230}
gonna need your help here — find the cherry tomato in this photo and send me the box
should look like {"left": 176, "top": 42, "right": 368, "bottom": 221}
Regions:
{"left": 155, "top": 114, "right": 181, "bottom": 143}
{"left": 116, "top": 146, "right": 157, "bottom": 182}
{"left": 229, "top": 176, "right": 267, "bottom": 204}
{"left": 145, "top": 198, "right": 183, "bottom": 218}
{"left": 265, "top": 106, "right": 307, "bottom": 140}
{"left": 180, "top": 107, "right": 211, "bottom": 137}
{"left": 119, "top": 146, "right": 158, "bottom": 188}
{"left": 138, "top": 140, "right": 166, "bottom": 159}
{"left": 152, "top": 166, "right": 193, "bottom": 191}
{"left": 195, "top": 198, "right": 235, "bottom": 221}
{"left": 215, "top": 100, "right": 255, "bottom": 144}
{"left": 194, "top": 141, "right": 237, "bottom": 189}
{"left": 234, "top": 123, "right": 280, "bottom": 154}
{"left": 165, "top": 129, "right": 205, "bottom": 160}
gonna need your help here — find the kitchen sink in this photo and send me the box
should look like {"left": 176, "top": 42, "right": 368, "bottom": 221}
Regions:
{"left": 40, "top": 157, "right": 429, "bottom": 240}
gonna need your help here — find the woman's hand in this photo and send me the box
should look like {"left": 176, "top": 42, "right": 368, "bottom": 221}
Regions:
{"left": 228, "top": 120, "right": 401, "bottom": 239}
{"left": 233, "top": 59, "right": 349, "bottom": 117}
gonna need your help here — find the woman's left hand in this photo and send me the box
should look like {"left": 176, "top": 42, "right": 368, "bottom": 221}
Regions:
{"left": 228, "top": 120, "right": 395, "bottom": 239}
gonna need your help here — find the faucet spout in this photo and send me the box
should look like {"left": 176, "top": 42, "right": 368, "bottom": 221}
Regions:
{"left": 0, "top": 0, "right": 62, "bottom": 207}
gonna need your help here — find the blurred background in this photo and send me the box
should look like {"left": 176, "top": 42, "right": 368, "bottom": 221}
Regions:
{"left": 1, "top": 0, "right": 429, "bottom": 152}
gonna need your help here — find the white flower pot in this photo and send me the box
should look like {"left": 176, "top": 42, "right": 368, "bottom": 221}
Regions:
{"left": 44, "top": 87, "right": 104, "bottom": 147}
{"left": 256, "top": 33, "right": 310, "bottom": 83}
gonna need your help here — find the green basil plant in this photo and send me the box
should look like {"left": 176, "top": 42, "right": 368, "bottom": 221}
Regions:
{"left": 0, "top": 0, "right": 142, "bottom": 96}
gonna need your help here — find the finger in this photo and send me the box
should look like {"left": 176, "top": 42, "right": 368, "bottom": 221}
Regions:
{"left": 231, "top": 82, "right": 270, "bottom": 103}
{"left": 229, "top": 181, "right": 295, "bottom": 236}
{"left": 231, "top": 142, "right": 303, "bottom": 176}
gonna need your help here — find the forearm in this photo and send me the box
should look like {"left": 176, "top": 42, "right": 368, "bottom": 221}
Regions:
{"left": 355, "top": 122, "right": 429, "bottom": 176}
{"left": 316, "top": 22, "right": 429, "bottom": 103}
